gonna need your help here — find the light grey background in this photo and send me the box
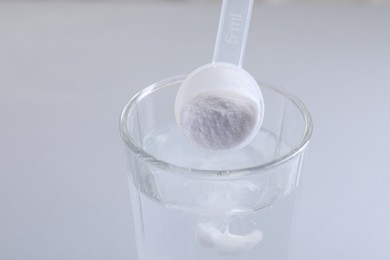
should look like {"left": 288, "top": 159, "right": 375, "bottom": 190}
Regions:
{"left": 1, "top": 0, "right": 390, "bottom": 4}
{"left": 1, "top": 2, "right": 390, "bottom": 260}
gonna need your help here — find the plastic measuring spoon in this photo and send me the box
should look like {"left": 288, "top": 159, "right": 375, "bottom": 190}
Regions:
{"left": 175, "top": 0, "right": 264, "bottom": 151}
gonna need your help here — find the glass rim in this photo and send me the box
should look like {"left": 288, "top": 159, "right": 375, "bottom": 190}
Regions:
{"left": 120, "top": 75, "right": 313, "bottom": 179}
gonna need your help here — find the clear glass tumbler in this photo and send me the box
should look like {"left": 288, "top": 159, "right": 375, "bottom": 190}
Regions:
{"left": 120, "top": 75, "right": 312, "bottom": 260}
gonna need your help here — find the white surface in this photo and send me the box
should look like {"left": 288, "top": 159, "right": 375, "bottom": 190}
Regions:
{"left": 0, "top": 2, "right": 389, "bottom": 260}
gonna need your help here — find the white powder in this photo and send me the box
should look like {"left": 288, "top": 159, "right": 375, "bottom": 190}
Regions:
{"left": 196, "top": 221, "right": 263, "bottom": 255}
{"left": 180, "top": 90, "right": 260, "bottom": 151}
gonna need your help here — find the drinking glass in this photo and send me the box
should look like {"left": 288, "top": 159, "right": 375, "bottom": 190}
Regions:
{"left": 120, "top": 75, "right": 312, "bottom": 260}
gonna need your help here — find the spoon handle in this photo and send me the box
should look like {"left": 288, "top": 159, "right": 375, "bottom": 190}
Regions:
{"left": 212, "top": 0, "right": 254, "bottom": 68}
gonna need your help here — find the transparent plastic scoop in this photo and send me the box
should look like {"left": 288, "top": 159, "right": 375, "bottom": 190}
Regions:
{"left": 175, "top": 0, "right": 264, "bottom": 152}
{"left": 212, "top": 0, "right": 254, "bottom": 67}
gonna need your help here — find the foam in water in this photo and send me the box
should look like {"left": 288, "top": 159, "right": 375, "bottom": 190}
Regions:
{"left": 143, "top": 124, "right": 283, "bottom": 171}
{"left": 196, "top": 221, "right": 263, "bottom": 255}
